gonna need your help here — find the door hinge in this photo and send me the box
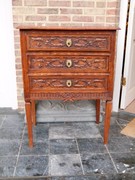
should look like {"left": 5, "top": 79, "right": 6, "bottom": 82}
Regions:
{"left": 121, "top": 77, "right": 126, "bottom": 86}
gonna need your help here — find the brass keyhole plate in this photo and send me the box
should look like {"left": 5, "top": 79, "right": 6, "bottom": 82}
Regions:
{"left": 66, "top": 39, "right": 72, "bottom": 47}
{"left": 66, "top": 60, "right": 72, "bottom": 68}
{"left": 66, "top": 80, "right": 72, "bottom": 87}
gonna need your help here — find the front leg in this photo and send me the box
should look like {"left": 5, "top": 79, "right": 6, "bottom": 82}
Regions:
{"left": 25, "top": 101, "right": 33, "bottom": 147}
{"left": 31, "top": 100, "right": 36, "bottom": 126}
{"left": 104, "top": 100, "right": 112, "bottom": 144}
{"left": 96, "top": 99, "right": 100, "bottom": 124}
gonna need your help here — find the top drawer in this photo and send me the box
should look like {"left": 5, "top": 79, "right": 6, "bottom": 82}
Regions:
{"left": 25, "top": 30, "right": 111, "bottom": 52}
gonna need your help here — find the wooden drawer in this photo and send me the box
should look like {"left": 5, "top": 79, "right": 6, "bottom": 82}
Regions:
{"left": 26, "top": 31, "right": 111, "bottom": 52}
{"left": 27, "top": 54, "right": 110, "bottom": 73}
{"left": 29, "top": 75, "right": 109, "bottom": 92}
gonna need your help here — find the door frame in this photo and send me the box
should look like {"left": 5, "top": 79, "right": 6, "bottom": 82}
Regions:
{"left": 120, "top": 0, "right": 135, "bottom": 109}
{"left": 112, "top": 0, "right": 129, "bottom": 112}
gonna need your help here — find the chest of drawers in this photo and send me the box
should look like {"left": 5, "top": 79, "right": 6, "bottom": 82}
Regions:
{"left": 19, "top": 26, "right": 118, "bottom": 147}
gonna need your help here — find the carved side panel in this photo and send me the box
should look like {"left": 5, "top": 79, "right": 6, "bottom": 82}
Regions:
{"left": 27, "top": 35, "right": 110, "bottom": 51}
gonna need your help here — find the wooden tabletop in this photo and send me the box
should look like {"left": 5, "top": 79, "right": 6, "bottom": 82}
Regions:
{"left": 17, "top": 25, "right": 120, "bottom": 31}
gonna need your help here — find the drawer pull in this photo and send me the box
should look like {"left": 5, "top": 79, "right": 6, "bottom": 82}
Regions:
{"left": 66, "top": 59, "right": 72, "bottom": 68}
{"left": 66, "top": 39, "right": 72, "bottom": 47}
{"left": 66, "top": 80, "right": 72, "bottom": 87}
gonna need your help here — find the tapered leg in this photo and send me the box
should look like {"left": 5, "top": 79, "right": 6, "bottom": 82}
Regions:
{"left": 31, "top": 100, "right": 36, "bottom": 126}
{"left": 25, "top": 102, "right": 33, "bottom": 147}
{"left": 96, "top": 99, "right": 100, "bottom": 124}
{"left": 104, "top": 100, "right": 112, "bottom": 144}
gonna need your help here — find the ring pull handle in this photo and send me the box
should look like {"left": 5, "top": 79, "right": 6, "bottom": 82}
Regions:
{"left": 66, "top": 39, "right": 72, "bottom": 47}
{"left": 66, "top": 80, "right": 72, "bottom": 87}
{"left": 66, "top": 59, "right": 72, "bottom": 68}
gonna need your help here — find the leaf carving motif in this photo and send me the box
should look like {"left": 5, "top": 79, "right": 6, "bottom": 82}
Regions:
{"left": 29, "top": 36, "right": 108, "bottom": 49}
{"left": 30, "top": 78, "right": 107, "bottom": 89}
{"left": 30, "top": 57, "right": 108, "bottom": 70}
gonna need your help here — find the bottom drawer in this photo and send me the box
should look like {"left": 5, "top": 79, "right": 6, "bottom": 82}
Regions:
{"left": 29, "top": 75, "right": 108, "bottom": 92}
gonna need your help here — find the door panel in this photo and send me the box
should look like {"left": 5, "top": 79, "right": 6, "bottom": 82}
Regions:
{"left": 120, "top": 0, "right": 135, "bottom": 109}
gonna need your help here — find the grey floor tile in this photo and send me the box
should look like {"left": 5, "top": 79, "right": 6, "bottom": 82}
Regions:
{"left": 109, "top": 124, "right": 123, "bottom": 138}
{"left": 129, "top": 138, "right": 135, "bottom": 151}
{"left": 106, "top": 137, "right": 134, "bottom": 153}
{"left": 2, "top": 114, "right": 24, "bottom": 128}
{"left": 0, "top": 127, "right": 23, "bottom": 140}
{"left": 12, "top": 178, "right": 51, "bottom": 180}
{"left": 20, "top": 140, "right": 49, "bottom": 155}
{"left": 0, "top": 156, "right": 17, "bottom": 177}
{"left": 15, "top": 156, "right": 48, "bottom": 176}
{"left": 51, "top": 175, "right": 106, "bottom": 180}
{"left": 49, "top": 122, "right": 101, "bottom": 139}
{"left": 73, "top": 122, "right": 101, "bottom": 138}
{"left": 50, "top": 154, "right": 83, "bottom": 176}
{"left": 96, "top": 173, "right": 135, "bottom": 180}
{"left": 49, "top": 125, "right": 75, "bottom": 139}
{"left": 116, "top": 118, "right": 129, "bottom": 128}
{"left": 50, "top": 139, "right": 78, "bottom": 154}
{"left": 101, "top": 116, "right": 119, "bottom": 126}
{"left": 0, "top": 115, "right": 5, "bottom": 129}
{"left": 0, "top": 114, "right": 6, "bottom": 122}
{"left": 81, "top": 153, "right": 116, "bottom": 174}
{"left": 99, "top": 124, "right": 125, "bottom": 138}
{"left": 34, "top": 124, "right": 49, "bottom": 141}
{"left": 0, "top": 140, "right": 21, "bottom": 156}
{"left": 51, "top": 174, "right": 135, "bottom": 180}
{"left": 77, "top": 138, "right": 107, "bottom": 154}
{"left": 117, "top": 111, "right": 135, "bottom": 120}
{"left": 24, "top": 124, "right": 49, "bottom": 142}
{"left": 0, "top": 108, "right": 19, "bottom": 114}
{"left": 111, "top": 152, "right": 135, "bottom": 173}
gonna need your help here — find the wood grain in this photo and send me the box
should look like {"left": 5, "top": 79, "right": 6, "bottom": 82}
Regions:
{"left": 19, "top": 27, "right": 117, "bottom": 146}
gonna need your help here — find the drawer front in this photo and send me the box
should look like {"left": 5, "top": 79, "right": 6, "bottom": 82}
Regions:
{"left": 26, "top": 31, "right": 111, "bottom": 51}
{"left": 27, "top": 54, "right": 110, "bottom": 73}
{"left": 29, "top": 76, "right": 108, "bottom": 92}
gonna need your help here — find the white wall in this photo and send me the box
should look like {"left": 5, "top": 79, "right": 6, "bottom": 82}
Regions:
{"left": 0, "top": 0, "right": 17, "bottom": 109}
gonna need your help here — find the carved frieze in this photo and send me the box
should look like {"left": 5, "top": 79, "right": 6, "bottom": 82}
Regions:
{"left": 30, "top": 92, "right": 112, "bottom": 101}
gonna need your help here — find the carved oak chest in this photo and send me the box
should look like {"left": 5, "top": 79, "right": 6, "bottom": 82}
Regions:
{"left": 19, "top": 26, "right": 118, "bottom": 147}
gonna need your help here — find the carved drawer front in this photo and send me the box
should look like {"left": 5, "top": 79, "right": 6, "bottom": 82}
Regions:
{"left": 27, "top": 54, "right": 110, "bottom": 73}
{"left": 29, "top": 75, "right": 108, "bottom": 92}
{"left": 26, "top": 31, "right": 111, "bottom": 51}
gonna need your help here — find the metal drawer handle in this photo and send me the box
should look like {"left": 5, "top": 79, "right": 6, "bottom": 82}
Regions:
{"left": 66, "top": 80, "right": 72, "bottom": 87}
{"left": 66, "top": 39, "right": 72, "bottom": 47}
{"left": 66, "top": 59, "right": 72, "bottom": 68}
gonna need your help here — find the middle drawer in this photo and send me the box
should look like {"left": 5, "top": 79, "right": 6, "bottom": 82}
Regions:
{"left": 27, "top": 54, "right": 110, "bottom": 73}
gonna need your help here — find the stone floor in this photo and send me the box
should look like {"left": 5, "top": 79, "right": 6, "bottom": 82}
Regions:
{"left": 0, "top": 108, "right": 135, "bottom": 180}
